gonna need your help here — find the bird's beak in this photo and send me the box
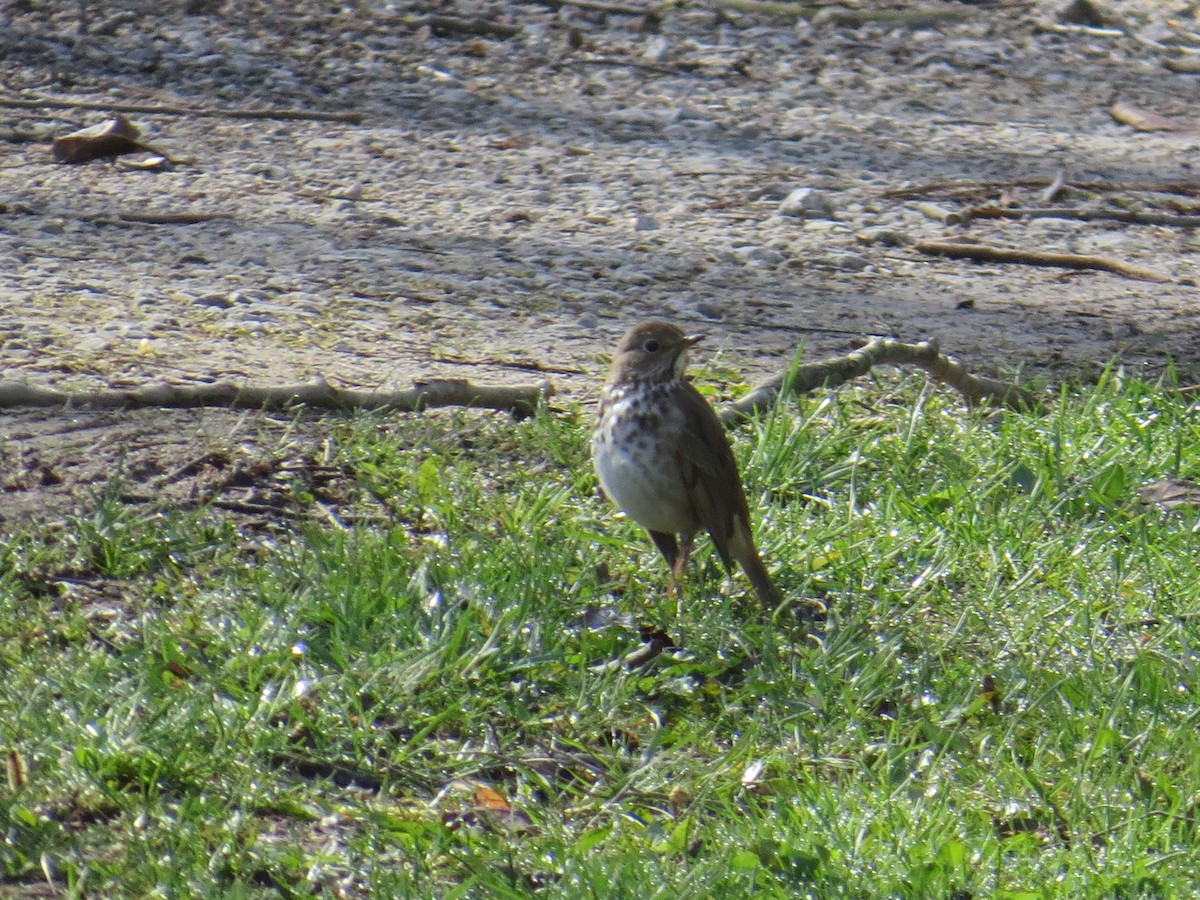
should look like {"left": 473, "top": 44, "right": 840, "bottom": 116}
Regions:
{"left": 686, "top": 334, "right": 703, "bottom": 347}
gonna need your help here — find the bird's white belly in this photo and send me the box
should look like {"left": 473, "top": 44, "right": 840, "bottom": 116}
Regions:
{"left": 593, "top": 394, "right": 697, "bottom": 534}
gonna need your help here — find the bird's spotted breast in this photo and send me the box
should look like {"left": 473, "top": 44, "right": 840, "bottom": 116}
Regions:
{"left": 592, "top": 379, "right": 698, "bottom": 534}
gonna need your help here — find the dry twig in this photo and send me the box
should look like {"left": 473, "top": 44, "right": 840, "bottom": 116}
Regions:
{"left": 883, "top": 178, "right": 1200, "bottom": 200}
{"left": 0, "top": 378, "right": 552, "bottom": 418}
{"left": 1039, "top": 170, "right": 1066, "bottom": 204}
{"left": 103, "top": 211, "right": 231, "bottom": 225}
{"left": 720, "top": 338, "right": 1038, "bottom": 424}
{"left": 913, "top": 201, "right": 964, "bottom": 225}
{"left": 0, "top": 94, "right": 363, "bottom": 124}
{"left": 965, "top": 205, "right": 1200, "bottom": 228}
{"left": 913, "top": 240, "right": 1172, "bottom": 283}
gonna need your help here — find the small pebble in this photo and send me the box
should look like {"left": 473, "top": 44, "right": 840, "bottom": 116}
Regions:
{"left": 779, "top": 187, "right": 836, "bottom": 218}
{"left": 195, "top": 293, "right": 235, "bottom": 309}
{"left": 857, "top": 227, "right": 907, "bottom": 247}
{"left": 76, "top": 335, "right": 110, "bottom": 352}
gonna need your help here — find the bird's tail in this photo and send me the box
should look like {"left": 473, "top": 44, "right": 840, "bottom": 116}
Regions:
{"left": 728, "top": 516, "right": 783, "bottom": 610}
{"left": 738, "top": 549, "right": 783, "bottom": 611}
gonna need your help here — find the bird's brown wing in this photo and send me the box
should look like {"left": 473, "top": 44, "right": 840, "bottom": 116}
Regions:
{"left": 674, "top": 381, "right": 753, "bottom": 570}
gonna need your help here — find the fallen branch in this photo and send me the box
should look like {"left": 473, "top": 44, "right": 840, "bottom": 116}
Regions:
{"left": 0, "top": 95, "right": 363, "bottom": 124}
{"left": 720, "top": 338, "right": 1038, "bottom": 424}
{"left": 0, "top": 377, "right": 552, "bottom": 418}
{"left": 883, "top": 178, "right": 1200, "bottom": 200}
{"left": 965, "top": 205, "right": 1200, "bottom": 228}
{"left": 912, "top": 240, "right": 1172, "bottom": 283}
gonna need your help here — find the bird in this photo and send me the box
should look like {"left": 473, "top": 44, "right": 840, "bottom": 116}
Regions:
{"left": 592, "top": 320, "right": 782, "bottom": 610}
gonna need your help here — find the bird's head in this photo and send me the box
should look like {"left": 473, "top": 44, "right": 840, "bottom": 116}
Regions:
{"left": 607, "top": 320, "right": 701, "bottom": 385}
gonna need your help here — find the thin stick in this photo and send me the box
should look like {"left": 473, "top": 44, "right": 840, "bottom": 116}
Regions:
{"left": 913, "top": 240, "right": 1172, "bottom": 283}
{"left": 430, "top": 353, "right": 587, "bottom": 376}
{"left": 720, "top": 338, "right": 1038, "bottom": 424}
{"left": 1039, "top": 169, "right": 1066, "bottom": 204}
{"left": 103, "top": 212, "right": 230, "bottom": 225}
{"left": 0, "top": 377, "right": 552, "bottom": 418}
{"left": 0, "top": 95, "right": 364, "bottom": 124}
{"left": 965, "top": 205, "right": 1200, "bottom": 228}
{"left": 883, "top": 178, "right": 1200, "bottom": 199}
{"left": 913, "top": 201, "right": 965, "bottom": 225}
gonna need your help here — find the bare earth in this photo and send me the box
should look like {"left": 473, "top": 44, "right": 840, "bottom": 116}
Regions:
{"left": 2, "top": 0, "right": 1199, "bottom": 523}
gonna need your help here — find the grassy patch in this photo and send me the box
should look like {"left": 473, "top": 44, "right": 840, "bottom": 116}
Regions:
{"left": 2, "top": 371, "right": 1199, "bottom": 896}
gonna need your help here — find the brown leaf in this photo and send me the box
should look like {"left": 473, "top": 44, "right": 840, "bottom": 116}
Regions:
{"left": 53, "top": 115, "right": 146, "bottom": 164}
{"left": 473, "top": 785, "right": 512, "bottom": 813}
{"left": 455, "top": 784, "right": 536, "bottom": 835}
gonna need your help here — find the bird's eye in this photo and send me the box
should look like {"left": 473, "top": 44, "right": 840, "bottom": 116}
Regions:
{"left": 643, "top": 339, "right": 660, "bottom": 353}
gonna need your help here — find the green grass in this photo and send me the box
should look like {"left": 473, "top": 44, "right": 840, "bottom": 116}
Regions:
{"left": 3, "top": 370, "right": 1200, "bottom": 897}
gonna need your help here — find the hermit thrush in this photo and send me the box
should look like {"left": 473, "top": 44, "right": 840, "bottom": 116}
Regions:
{"left": 592, "top": 320, "right": 782, "bottom": 609}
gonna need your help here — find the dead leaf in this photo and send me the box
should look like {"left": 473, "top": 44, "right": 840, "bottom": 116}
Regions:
{"left": 1138, "top": 479, "right": 1200, "bottom": 510}
{"left": 1110, "top": 101, "right": 1194, "bottom": 133}
{"left": 53, "top": 115, "right": 146, "bottom": 163}
{"left": 473, "top": 785, "right": 512, "bottom": 813}
{"left": 443, "top": 784, "right": 537, "bottom": 835}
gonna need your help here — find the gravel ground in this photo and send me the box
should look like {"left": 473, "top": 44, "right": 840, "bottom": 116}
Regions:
{"left": 2, "top": 0, "right": 1199, "bottom": 520}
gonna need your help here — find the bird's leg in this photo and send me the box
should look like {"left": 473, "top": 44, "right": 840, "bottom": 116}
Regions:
{"left": 673, "top": 533, "right": 694, "bottom": 585}
{"left": 649, "top": 530, "right": 687, "bottom": 601}
{"left": 672, "top": 533, "right": 694, "bottom": 619}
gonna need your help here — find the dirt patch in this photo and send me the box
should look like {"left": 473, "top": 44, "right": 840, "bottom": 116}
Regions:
{"left": 2, "top": 0, "right": 1199, "bottom": 525}
{"left": 0, "top": 406, "right": 359, "bottom": 525}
